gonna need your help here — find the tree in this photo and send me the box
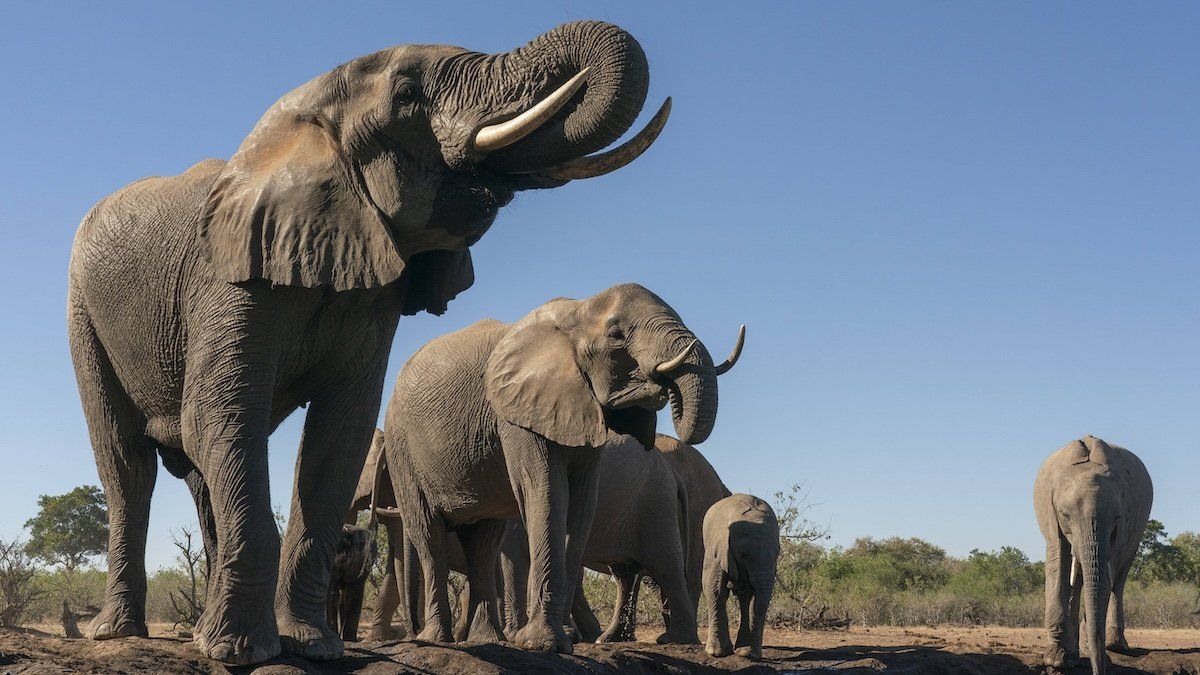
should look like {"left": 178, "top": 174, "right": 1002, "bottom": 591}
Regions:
{"left": 1131, "top": 519, "right": 1186, "bottom": 583}
{"left": 0, "top": 539, "right": 46, "bottom": 627}
{"left": 167, "top": 527, "right": 207, "bottom": 631}
{"left": 24, "top": 485, "right": 109, "bottom": 572}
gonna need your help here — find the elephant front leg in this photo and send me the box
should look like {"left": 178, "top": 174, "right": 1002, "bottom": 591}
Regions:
{"left": 703, "top": 564, "right": 733, "bottom": 657}
{"left": 1106, "top": 563, "right": 1132, "bottom": 652}
{"left": 1042, "top": 536, "right": 1077, "bottom": 669}
{"left": 503, "top": 424, "right": 573, "bottom": 653}
{"left": 184, "top": 389, "right": 281, "bottom": 664}
{"left": 276, "top": 383, "right": 381, "bottom": 660}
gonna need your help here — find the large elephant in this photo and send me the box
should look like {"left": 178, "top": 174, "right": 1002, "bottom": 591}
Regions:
{"left": 378, "top": 284, "right": 737, "bottom": 653}
{"left": 1034, "top": 436, "right": 1152, "bottom": 675}
{"left": 66, "top": 21, "right": 668, "bottom": 665}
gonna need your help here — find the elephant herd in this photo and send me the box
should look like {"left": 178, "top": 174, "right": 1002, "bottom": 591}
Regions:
{"left": 61, "top": 18, "right": 1162, "bottom": 675}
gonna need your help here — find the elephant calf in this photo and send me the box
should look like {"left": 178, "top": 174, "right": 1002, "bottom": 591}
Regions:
{"left": 326, "top": 525, "right": 377, "bottom": 643}
{"left": 1034, "top": 436, "right": 1152, "bottom": 675}
{"left": 702, "top": 494, "right": 779, "bottom": 660}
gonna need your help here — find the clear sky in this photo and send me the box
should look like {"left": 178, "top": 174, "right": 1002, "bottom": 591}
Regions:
{"left": 1, "top": 3, "right": 1196, "bottom": 572}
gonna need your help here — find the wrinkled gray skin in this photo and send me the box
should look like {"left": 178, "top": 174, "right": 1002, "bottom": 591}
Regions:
{"left": 67, "top": 21, "right": 659, "bottom": 665}
{"left": 326, "top": 525, "right": 376, "bottom": 642}
{"left": 703, "top": 494, "right": 779, "bottom": 660}
{"left": 381, "top": 284, "right": 722, "bottom": 653}
{"left": 1034, "top": 436, "right": 1152, "bottom": 675}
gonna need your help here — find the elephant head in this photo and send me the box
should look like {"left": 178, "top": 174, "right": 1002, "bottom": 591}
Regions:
{"left": 199, "top": 21, "right": 668, "bottom": 311}
{"left": 485, "top": 284, "right": 743, "bottom": 450}
{"left": 1050, "top": 436, "right": 1128, "bottom": 673}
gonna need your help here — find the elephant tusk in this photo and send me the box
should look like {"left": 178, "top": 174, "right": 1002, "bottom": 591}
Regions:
{"left": 715, "top": 325, "right": 745, "bottom": 375}
{"left": 374, "top": 506, "right": 403, "bottom": 518}
{"left": 655, "top": 338, "right": 698, "bottom": 375}
{"left": 473, "top": 68, "right": 591, "bottom": 153}
{"left": 533, "top": 97, "right": 671, "bottom": 180}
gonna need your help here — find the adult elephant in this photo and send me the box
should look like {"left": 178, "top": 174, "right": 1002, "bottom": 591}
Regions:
{"left": 378, "top": 284, "right": 737, "bottom": 653}
{"left": 66, "top": 21, "right": 668, "bottom": 665}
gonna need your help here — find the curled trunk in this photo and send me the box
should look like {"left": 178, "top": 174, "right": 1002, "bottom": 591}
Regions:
{"left": 486, "top": 21, "right": 650, "bottom": 172}
{"left": 662, "top": 333, "right": 719, "bottom": 444}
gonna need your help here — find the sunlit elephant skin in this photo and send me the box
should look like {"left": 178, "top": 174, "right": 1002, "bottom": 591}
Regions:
{"left": 67, "top": 21, "right": 668, "bottom": 665}
{"left": 378, "top": 284, "right": 731, "bottom": 654}
{"left": 1034, "top": 436, "right": 1152, "bottom": 675}
{"left": 703, "top": 494, "right": 779, "bottom": 660}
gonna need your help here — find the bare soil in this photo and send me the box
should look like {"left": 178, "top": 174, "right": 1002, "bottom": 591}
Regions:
{"left": 1, "top": 624, "right": 1197, "bottom": 674}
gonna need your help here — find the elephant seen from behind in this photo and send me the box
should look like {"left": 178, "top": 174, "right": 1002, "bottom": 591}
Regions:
{"left": 1034, "top": 436, "right": 1152, "bottom": 675}
{"left": 67, "top": 20, "right": 668, "bottom": 664}
{"left": 702, "top": 493, "right": 779, "bottom": 660}
{"left": 379, "top": 283, "right": 739, "bottom": 653}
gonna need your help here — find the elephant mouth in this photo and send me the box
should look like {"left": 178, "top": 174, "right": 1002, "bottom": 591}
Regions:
{"left": 606, "top": 381, "right": 669, "bottom": 411}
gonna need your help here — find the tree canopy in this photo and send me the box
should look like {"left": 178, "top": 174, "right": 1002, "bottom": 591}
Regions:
{"left": 24, "top": 485, "right": 108, "bottom": 572}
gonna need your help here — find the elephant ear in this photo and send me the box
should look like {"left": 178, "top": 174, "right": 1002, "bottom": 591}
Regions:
{"left": 485, "top": 314, "right": 607, "bottom": 448}
{"left": 199, "top": 90, "right": 405, "bottom": 291}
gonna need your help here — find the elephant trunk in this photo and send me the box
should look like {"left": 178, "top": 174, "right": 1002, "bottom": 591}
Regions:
{"left": 485, "top": 21, "right": 649, "bottom": 172}
{"left": 1079, "top": 532, "right": 1111, "bottom": 674}
{"left": 659, "top": 330, "right": 719, "bottom": 445}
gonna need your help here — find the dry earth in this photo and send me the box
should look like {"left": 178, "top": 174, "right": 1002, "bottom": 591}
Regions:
{"left": 1, "top": 624, "right": 1198, "bottom": 674}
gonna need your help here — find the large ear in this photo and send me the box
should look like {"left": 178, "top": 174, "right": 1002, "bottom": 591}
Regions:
{"left": 199, "top": 86, "right": 405, "bottom": 291}
{"left": 485, "top": 311, "right": 608, "bottom": 448}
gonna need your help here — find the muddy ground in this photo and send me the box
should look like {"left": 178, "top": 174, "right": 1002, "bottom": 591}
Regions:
{"left": 1, "top": 624, "right": 1198, "bottom": 674}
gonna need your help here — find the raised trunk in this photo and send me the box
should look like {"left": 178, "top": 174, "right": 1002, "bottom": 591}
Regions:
{"left": 662, "top": 333, "right": 719, "bottom": 444}
{"left": 1079, "top": 536, "right": 1110, "bottom": 674}
{"left": 486, "top": 21, "right": 649, "bottom": 172}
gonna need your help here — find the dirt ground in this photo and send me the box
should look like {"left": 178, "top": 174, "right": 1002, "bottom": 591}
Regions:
{"left": 1, "top": 624, "right": 1198, "bottom": 674}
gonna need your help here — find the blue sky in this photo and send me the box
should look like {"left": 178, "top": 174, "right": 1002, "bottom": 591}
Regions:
{"left": 1, "top": 3, "right": 1196, "bottom": 571}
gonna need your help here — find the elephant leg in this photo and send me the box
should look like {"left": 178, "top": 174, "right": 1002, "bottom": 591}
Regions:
{"left": 571, "top": 574, "right": 602, "bottom": 643}
{"left": 733, "top": 586, "right": 752, "bottom": 651}
{"left": 1106, "top": 560, "right": 1132, "bottom": 652}
{"left": 503, "top": 425, "right": 573, "bottom": 653}
{"left": 703, "top": 566, "right": 733, "bottom": 657}
{"left": 736, "top": 574, "right": 773, "bottom": 660}
{"left": 649, "top": 559, "right": 699, "bottom": 645}
{"left": 458, "top": 519, "right": 507, "bottom": 643}
{"left": 181, "top": 467, "right": 218, "bottom": 580}
{"left": 499, "top": 520, "right": 529, "bottom": 636}
{"left": 1042, "top": 536, "right": 1076, "bottom": 668}
{"left": 401, "top": 529, "right": 428, "bottom": 637}
{"left": 340, "top": 575, "right": 367, "bottom": 643}
{"left": 275, "top": 379, "right": 382, "bottom": 661}
{"left": 561, "top": 449, "right": 602, "bottom": 639}
{"left": 598, "top": 564, "right": 640, "bottom": 643}
{"left": 452, "top": 580, "right": 470, "bottom": 642}
{"left": 368, "top": 520, "right": 403, "bottom": 640}
{"left": 183, "top": 341, "right": 282, "bottom": 665}
{"left": 405, "top": 511, "right": 453, "bottom": 642}
{"left": 69, "top": 312, "right": 154, "bottom": 641}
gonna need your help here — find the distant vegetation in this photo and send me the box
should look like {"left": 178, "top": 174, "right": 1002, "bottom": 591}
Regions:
{"left": 2, "top": 484, "right": 1197, "bottom": 631}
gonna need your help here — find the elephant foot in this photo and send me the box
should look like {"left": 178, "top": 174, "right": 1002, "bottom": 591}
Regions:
{"left": 415, "top": 622, "right": 454, "bottom": 644}
{"left": 1105, "top": 629, "right": 1130, "bottom": 653}
{"left": 706, "top": 638, "right": 734, "bottom": 658}
{"left": 194, "top": 607, "right": 280, "bottom": 665}
{"left": 1043, "top": 644, "right": 1079, "bottom": 669}
{"left": 734, "top": 645, "right": 762, "bottom": 660}
{"left": 514, "top": 621, "right": 572, "bottom": 654}
{"left": 655, "top": 628, "right": 700, "bottom": 645}
{"left": 87, "top": 600, "right": 149, "bottom": 640}
{"left": 597, "top": 625, "right": 636, "bottom": 643}
{"left": 367, "top": 622, "right": 403, "bottom": 641}
{"left": 278, "top": 614, "right": 342, "bottom": 661}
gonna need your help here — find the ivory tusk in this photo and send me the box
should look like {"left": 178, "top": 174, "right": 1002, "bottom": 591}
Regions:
{"left": 715, "top": 325, "right": 746, "bottom": 375}
{"left": 473, "top": 68, "right": 591, "bottom": 153}
{"left": 535, "top": 97, "right": 671, "bottom": 180}
{"left": 655, "top": 338, "right": 698, "bottom": 375}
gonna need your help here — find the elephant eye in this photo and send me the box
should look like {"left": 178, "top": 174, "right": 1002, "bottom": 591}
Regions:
{"left": 607, "top": 326, "right": 625, "bottom": 342}
{"left": 395, "top": 79, "right": 420, "bottom": 103}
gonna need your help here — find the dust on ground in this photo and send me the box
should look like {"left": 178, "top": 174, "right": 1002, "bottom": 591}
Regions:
{"left": 1, "top": 624, "right": 1197, "bottom": 674}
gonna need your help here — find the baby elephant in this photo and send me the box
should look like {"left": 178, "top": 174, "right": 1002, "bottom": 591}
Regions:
{"left": 1034, "top": 436, "right": 1152, "bottom": 675}
{"left": 326, "top": 525, "right": 377, "bottom": 642}
{"left": 702, "top": 494, "right": 779, "bottom": 660}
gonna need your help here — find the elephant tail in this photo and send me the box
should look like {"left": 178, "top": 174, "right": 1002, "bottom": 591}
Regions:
{"left": 675, "top": 477, "right": 691, "bottom": 591}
